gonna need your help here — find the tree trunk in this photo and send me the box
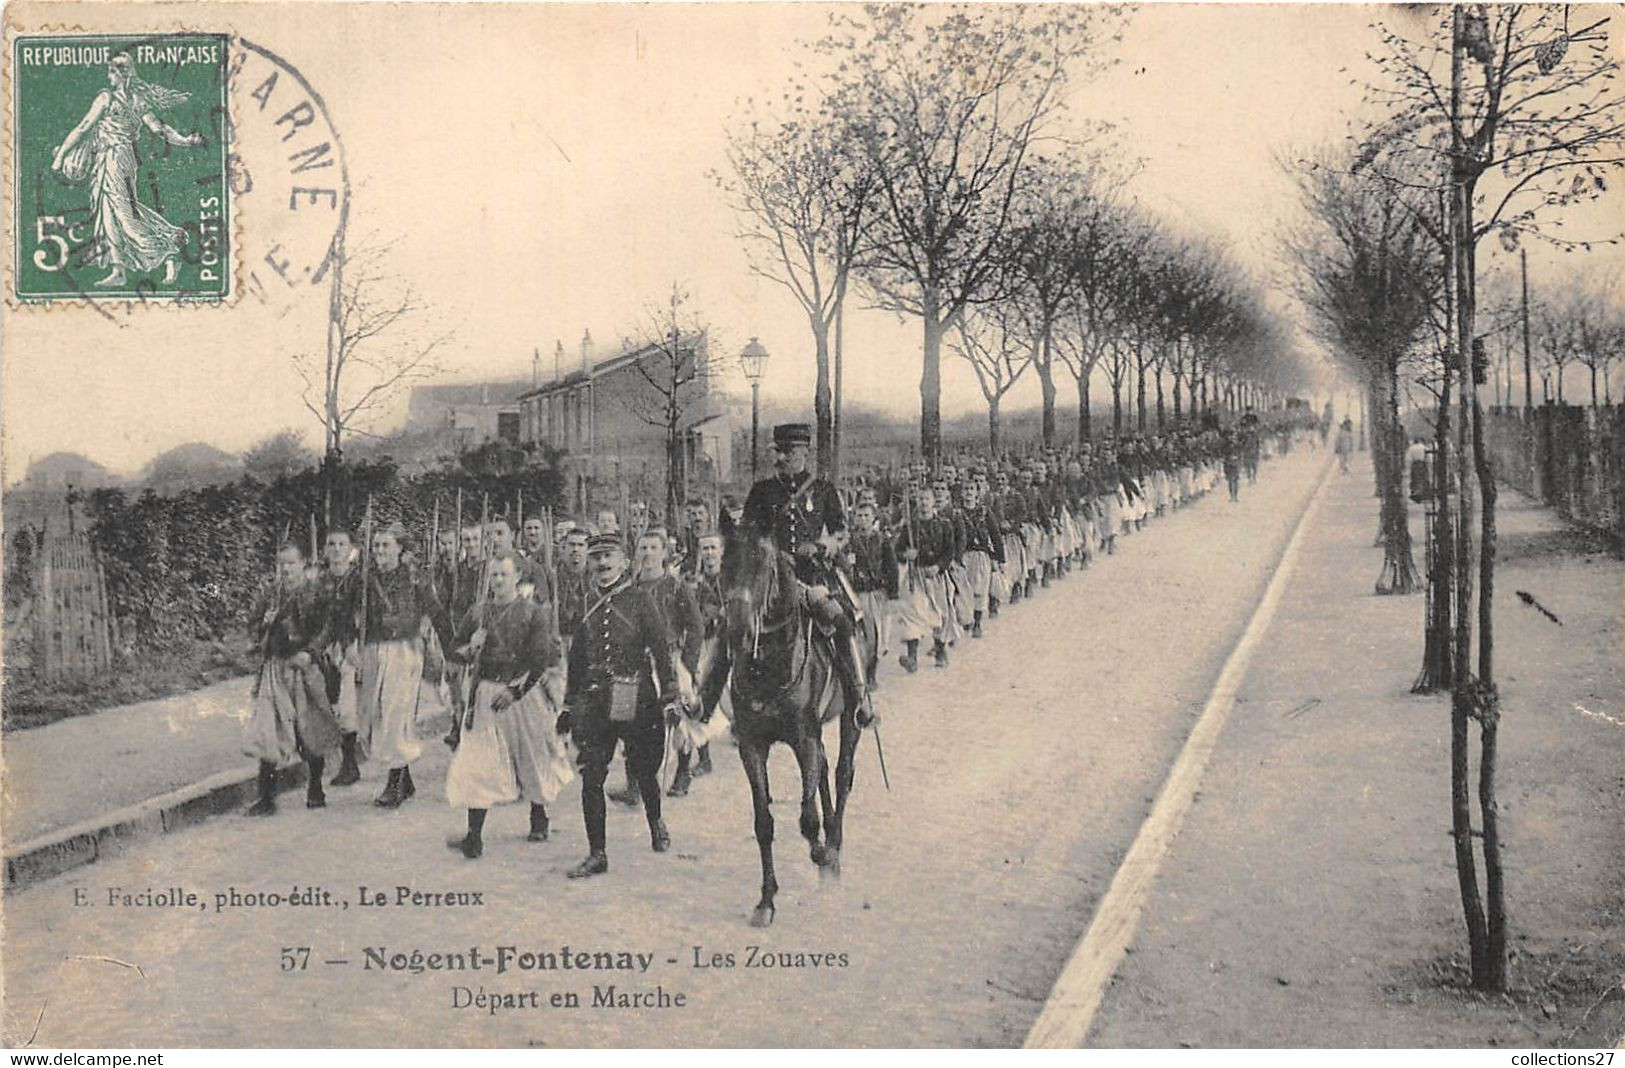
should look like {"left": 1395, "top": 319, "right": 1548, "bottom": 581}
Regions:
{"left": 1038, "top": 328, "right": 1057, "bottom": 448}
{"left": 1375, "top": 364, "right": 1419, "bottom": 595}
{"left": 1136, "top": 356, "right": 1148, "bottom": 433}
{"left": 987, "top": 397, "right": 1001, "bottom": 455}
{"left": 1111, "top": 373, "right": 1124, "bottom": 435}
{"left": 813, "top": 315, "right": 834, "bottom": 476}
{"left": 1163, "top": 367, "right": 1174, "bottom": 427}
{"left": 1077, "top": 365, "right": 1092, "bottom": 446}
{"left": 833, "top": 297, "right": 845, "bottom": 478}
{"left": 920, "top": 293, "right": 944, "bottom": 465}
{"left": 1590, "top": 364, "right": 1599, "bottom": 408}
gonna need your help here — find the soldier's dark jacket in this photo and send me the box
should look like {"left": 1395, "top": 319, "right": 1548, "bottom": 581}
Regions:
{"left": 555, "top": 562, "right": 591, "bottom": 637}
{"left": 251, "top": 580, "right": 328, "bottom": 660}
{"left": 845, "top": 527, "right": 899, "bottom": 598}
{"left": 362, "top": 563, "right": 454, "bottom": 651}
{"left": 449, "top": 596, "right": 560, "bottom": 698}
{"left": 315, "top": 566, "right": 361, "bottom": 650}
{"left": 637, "top": 571, "right": 704, "bottom": 674}
{"left": 743, "top": 470, "right": 846, "bottom": 555}
{"left": 565, "top": 579, "right": 677, "bottom": 719}
{"left": 896, "top": 513, "right": 955, "bottom": 570}
{"left": 516, "top": 549, "right": 556, "bottom": 608}
{"left": 960, "top": 505, "right": 1005, "bottom": 563}
{"left": 688, "top": 569, "right": 727, "bottom": 639}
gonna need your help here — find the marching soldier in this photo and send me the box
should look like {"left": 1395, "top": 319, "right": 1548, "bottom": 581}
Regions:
{"left": 358, "top": 522, "right": 454, "bottom": 808}
{"left": 844, "top": 496, "right": 897, "bottom": 682}
{"left": 244, "top": 541, "right": 343, "bottom": 815}
{"left": 444, "top": 553, "right": 570, "bottom": 859}
{"left": 555, "top": 526, "right": 592, "bottom": 645}
{"left": 558, "top": 533, "right": 680, "bottom": 879}
{"left": 629, "top": 529, "right": 706, "bottom": 799}
{"left": 893, "top": 485, "right": 953, "bottom": 672}
{"left": 441, "top": 522, "right": 487, "bottom": 750}
{"left": 958, "top": 479, "right": 1003, "bottom": 638}
{"left": 315, "top": 527, "right": 364, "bottom": 787}
{"left": 741, "top": 422, "right": 874, "bottom": 725}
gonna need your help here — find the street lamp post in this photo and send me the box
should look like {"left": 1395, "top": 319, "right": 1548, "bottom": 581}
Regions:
{"left": 740, "top": 337, "right": 770, "bottom": 480}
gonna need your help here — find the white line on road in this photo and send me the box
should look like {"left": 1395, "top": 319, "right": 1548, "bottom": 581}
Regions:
{"left": 1023, "top": 457, "right": 1334, "bottom": 1049}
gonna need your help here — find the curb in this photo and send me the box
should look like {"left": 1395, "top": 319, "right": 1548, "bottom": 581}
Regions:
{"left": 3, "top": 761, "right": 308, "bottom": 893}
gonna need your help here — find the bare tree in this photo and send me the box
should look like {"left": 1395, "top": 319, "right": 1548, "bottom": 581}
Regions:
{"left": 622, "top": 283, "right": 726, "bottom": 522}
{"left": 820, "top": 4, "right": 1124, "bottom": 463}
{"left": 1358, "top": 3, "right": 1625, "bottom": 992}
{"left": 295, "top": 234, "right": 454, "bottom": 462}
{"left": 719, "top": 99, "right": 872, "bottom": 475}
{"left": 950, "top": 302, "right": 1035, "bottom": 453}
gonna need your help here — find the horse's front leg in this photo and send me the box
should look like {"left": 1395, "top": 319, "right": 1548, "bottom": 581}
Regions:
{"left": 796, "top": 733, "right": 829, "bottom": 869}
{"left": 739, "top": 736, "right": 778, "bottom": 928}
{"left": 825, "top": 709, "right": 861, "bottom": 878}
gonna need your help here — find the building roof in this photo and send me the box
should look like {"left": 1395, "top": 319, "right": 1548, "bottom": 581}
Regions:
{"left": 517, "top": 332, "right": 708, "bottom": 402}
{"left": 410, "top": 379, "right": 534, "bottom": 407}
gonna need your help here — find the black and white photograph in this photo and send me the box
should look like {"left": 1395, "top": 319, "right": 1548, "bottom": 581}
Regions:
{"left": 2, "top": 1, "right": 1622, "bottom": 1052}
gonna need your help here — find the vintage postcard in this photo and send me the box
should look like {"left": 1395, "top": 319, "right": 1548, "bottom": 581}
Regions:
{"left": 2, "top": 1, "right": 1622, "bottom": 1053}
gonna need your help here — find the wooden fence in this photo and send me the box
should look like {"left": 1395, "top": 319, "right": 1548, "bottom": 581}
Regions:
{"left": 33, "top": 531, "right": 117, "bottom": 679}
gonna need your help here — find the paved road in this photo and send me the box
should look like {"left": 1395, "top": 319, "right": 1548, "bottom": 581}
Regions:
{"left": 1, "top": 449, "right": 1326, "bottom": 1048}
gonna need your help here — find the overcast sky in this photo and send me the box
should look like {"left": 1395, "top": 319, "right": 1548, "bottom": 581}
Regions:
{"left": 4, "top": 2, "right": 1620, "bottom": 483}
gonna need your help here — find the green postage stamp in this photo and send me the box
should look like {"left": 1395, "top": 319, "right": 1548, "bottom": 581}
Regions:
{"left": 11, "top": 33, "right": 232, "bottom": 302}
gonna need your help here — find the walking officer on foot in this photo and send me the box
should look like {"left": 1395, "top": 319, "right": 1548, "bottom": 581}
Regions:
{"left": 741, "top": 423, "right": 875, "bottom": 726}
{"left": 557, "top": 533, "right": 680, "bottom": 879}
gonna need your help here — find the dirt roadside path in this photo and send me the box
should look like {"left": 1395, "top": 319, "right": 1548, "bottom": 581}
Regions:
{"left": 1087, "top": 457, "right": 1625, "bottom": 1048}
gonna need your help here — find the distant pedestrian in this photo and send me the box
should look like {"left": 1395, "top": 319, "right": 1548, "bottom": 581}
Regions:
{"left": 1335, "top": 417, "right": 1355, "bottom": 474}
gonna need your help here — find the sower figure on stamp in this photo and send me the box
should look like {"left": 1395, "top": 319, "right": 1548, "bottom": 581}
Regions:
{"left": 49, "top": 54, "right": 207, "bottom": 288}
{"left": 444, "top": 553, "right": 571, "bottom": 859}
{"left": 558, "top": 534, "right": 681, "bottom": 879}
{"left": 358, "top": 522, "right": 454, "bottom": 809}
{"left": 315, "top": 528, "right": 364, "bottom": 787}
{"left": 741, "top": 423, "right": 875, "bottom": 727}
{"left": 244, "top": 541, "right": 343, "bottom": 815}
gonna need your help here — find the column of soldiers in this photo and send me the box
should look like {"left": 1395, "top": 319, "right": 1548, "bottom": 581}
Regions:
{"left": 241, "top": 413, "right": 1310, "bottom": 876}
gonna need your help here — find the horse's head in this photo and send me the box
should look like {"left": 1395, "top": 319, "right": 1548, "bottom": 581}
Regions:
{"left": 720, "top": 523, "right": 791, "bottom": 657}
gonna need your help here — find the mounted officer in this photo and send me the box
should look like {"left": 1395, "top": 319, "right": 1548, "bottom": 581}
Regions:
{"left": 741, "top": 423, "right": 874, "bottom": 727}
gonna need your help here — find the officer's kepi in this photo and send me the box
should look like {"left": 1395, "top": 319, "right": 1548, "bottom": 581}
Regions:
{"left": 772, "top": 423, "right": 812, "bottom": 450}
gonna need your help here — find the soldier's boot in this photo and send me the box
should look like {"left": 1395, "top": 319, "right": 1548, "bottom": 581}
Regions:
{"left": 448, "top": 808, "right": 485, "bottom": 859}
{"left": 399, "top": 765, "right": 416, "bottom": 801}
{"left": 442, "top": 717, "right": 461, "bottom": 750}
{"left": 899, "top": 640, "right": 919, "bottom": 674}
{"left": 971, "top": 611, "right": 984, "bottom": 639}
{"left": 305, "top": 756, "right": 327, "bottom": 809}
{"left": 374, "top": 768, "right": 404, "bottom": 808}
{"left": 649, "top": 818, "right": 671, "bottom": 854}
{"left": 694, "top": 744, "right": 714, "bottom": 777}
{"left": 1041, "top": 562, "right": 1052, "bottom": 587}
{"left": 668, "top": 752, "right": 692, "bottom": 798}
{"left": 567, "top": 852, "right": 609, "bottom": 879}
{"left": 988, "top": 594, "right": 1000, "bottom": 618}
{"left": 527, "top": 803, "right": 550, "bottom": 843}
{"left": 331, "top": 733, "right": 361, "bottom": 786}
{"left": 244, "top": 761, "right": 277, "bottom": 817}
{"left": 932, "top": 639, "right": 949, "bottom": 669}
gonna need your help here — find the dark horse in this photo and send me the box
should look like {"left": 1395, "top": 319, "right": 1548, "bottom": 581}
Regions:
{"left": 698, "top": 527, "right": 866, "bottom": 928}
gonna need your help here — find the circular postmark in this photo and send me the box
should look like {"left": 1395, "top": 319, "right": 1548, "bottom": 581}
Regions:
{"left": 224, "top": 36, "right": 350, "bottom": 308}
{"left": 8, "top": 30, "right": 348, "bottom": 312}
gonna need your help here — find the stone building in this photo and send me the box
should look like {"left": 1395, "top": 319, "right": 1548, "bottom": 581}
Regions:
{"left": 518, "top": 330, "right": 742, "bottom": 516}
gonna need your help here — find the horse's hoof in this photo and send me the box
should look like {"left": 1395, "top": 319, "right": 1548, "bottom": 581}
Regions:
{"left": 749, "top": 904, "right": 776, "bottom": 928}
{"left": 810, "top": 843, "right": 827, "bottom": 866}
{"left": 819, "top": 854, "right": 841, "bottom": 879}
